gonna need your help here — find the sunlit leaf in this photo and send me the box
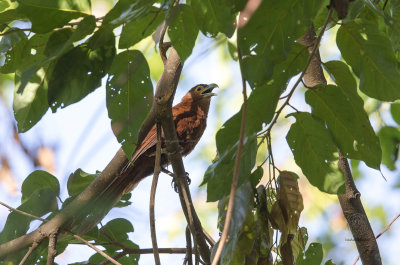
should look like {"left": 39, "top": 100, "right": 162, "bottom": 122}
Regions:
{"left": 296, "top": 242, "right": 323, "bottom": 265}
{"left": 337, "top": 20, "right": 400, "bottom": 101}
{"left": 168, "top": 4, "right": 199, "bottom": 62}
{"left": 390, "top": 102, "right": 400, "bottom": 126}
{"left": 306, "top": 84, "right": 381, "bottom": 169}
{"left": 17, "top": 0, "right": 91, "bottom": 33}
{"left": 48, "top": 28, "right": 115, "bottom": 112}
{"left": 216, "top": 182, "right": 255, "bottom": 265}
{"left": 377, "top": 126, "right": 400, "bottom": 171}
{"left": 67, "top": 169, "right": 97, "bottom": 197}
{"left": 119, "top": 7, "right": 164, "bottom": 49}
{"left": 106, "top": 50, "right": 153, "bottom": 157}
{"left": 21, "top": 170, "right": 60, "bottom": 203}
{"left": 238, "top": 0, "right": 323, "bottom": 87}
{"left": 286, "top": 112, "right": 345, "bottom": 194}
{"left": 191, "top": 0, "right": 236, "bottom": 37}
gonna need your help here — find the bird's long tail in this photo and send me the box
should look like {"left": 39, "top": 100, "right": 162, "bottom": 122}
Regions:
{"left": 73, "top": 159, "right": 147, "bottom": 234}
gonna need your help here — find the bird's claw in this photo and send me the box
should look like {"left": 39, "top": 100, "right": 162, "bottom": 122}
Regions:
{"left": 165, "top": 169, "right": 191, "bottom": 193}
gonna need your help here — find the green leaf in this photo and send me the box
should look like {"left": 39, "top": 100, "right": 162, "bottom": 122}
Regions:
{"left": 286, "top": 112, "right": 345, "bottom": 194}
{"left": 306, "top": 84, "right": 381, "bottom": 169}
{"left": 0, "top": 188, "right": 57, "bottom": 243}
{"left": 21, "top": 170, "right": 60, "bottom": 203}
{"left": 12, "top": 33, "right": 54, "bottom": 132}
{"left": 323, "top": 60, "right": 356, "bottom": 90}
{"left": 216, "top": 182, "right": 255, "bottom": 265}
{"left": 377, "top": 126, "right": 400, "bottom": 171}
{"left": 100, "top": 218, "right": 134, "bottom": 241}
{"left": 17, "top": 0, "right": 91, "bottom": 33}
{"left": 204, "top": 136, "right": 257, "bottom": 202}
{"left": 191, "top": 0, "right": 236, "bottom": 37}
{"left": 296, "top": 242, "right": 323, "bottom": 265}
{"left": 250, "top": 166, "right": 263, "bottom": 186}
{"left": 102, "top": 0, "right": 155, "bottom": 29}
{"left": 0, "top": 1, "right": 26, "bottom": 24}
{"left": 44, "top": 15, "right": 96, "bottom": 57}
{"left": 119, "top": 7, "right": 164, "bottom": 49}
{"left": 67, "top": 169, "right": 97, "bottom": 197}
{"left": 106, "top": 50, "right": 153, "bottom": 157}
{"left": 203, "top": 43, "right": 308, "bottom": 201}
{"left": 168, "top": 4, "right": 199, "bottom": 62}
{"left": 227, "top": 41, "right": 238, "bottom": 61}
{"left": 390, "top": 102, "right": 400, "bottom": 125}
{"left": 48, "top": 28, "right": 115, "bottom": 112}
{"left": 238, "top": 0, "right": 323, "bottom": 87}
{"left": 0, "top": 29, "right": 26, "bottom": 54}
{"left": 337, "top": 20, "right": 400, "bottom": 101}
{"left": 44, "top": 28, "right": 74, "bottom": 57}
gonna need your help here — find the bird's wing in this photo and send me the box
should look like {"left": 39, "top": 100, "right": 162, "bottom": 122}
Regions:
{"left": 131, "top": 125, "right": 158, "bottom": 163}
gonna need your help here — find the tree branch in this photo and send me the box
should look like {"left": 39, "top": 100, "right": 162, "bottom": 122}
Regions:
{"left": 299, "top": 22, "right": 382, "bottom": 265}
{"left": 149, "top": 123, "right": 162, "bottom": 265}
{"left": 211, "top": 22, "right": 248, "bottom": 265}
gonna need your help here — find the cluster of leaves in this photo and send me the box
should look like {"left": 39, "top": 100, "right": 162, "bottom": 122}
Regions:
{"left": 2, "top": 0, "right": 400, "bottom": 264}
{"left": 0, "top": 169, "right": 137, "bottom": 264}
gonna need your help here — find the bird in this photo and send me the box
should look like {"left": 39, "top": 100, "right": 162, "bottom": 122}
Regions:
{"left": 75, "top": 83, "right": 217, "bottom": 233}
{"left": 97, "top": 83, "right": 218, "bottom": 207}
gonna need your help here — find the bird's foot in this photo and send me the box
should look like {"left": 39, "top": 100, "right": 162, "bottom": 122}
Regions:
{"left": 161, "top": 168, "right": 191, "bottom": 193}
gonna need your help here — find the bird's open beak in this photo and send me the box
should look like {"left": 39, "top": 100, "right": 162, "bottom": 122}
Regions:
{"left": 201, "top": 83, "right": 218, "bottom": 97}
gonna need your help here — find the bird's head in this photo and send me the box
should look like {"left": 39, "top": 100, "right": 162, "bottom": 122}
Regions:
{"left": 182, "top": 83, "right": 218, "bottom": 102}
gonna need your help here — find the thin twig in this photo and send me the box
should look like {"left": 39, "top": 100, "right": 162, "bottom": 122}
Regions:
{"left": 202, "top": 229, "right": 216, "bottom": 247}
{"left": 71, "top": 234, "right": 121, "bottom": 265}
{"left": 352, "top": 212, "right": 400, "bottom": 265}
{"left": 150, "top": 123, "right": 162, "bottom": 265}
{"left": 98, "top": 248, "right": 189, "bottom": 265}
{"left": 19, "top": 242, "right": 39, "bottom": 265}
{"left": 185, "top": 226, "right": 193, "bottom": 265}
{"left": 258, "top": 7, "right": 334, "bottom": 137}
{"left": 0, "top": 201, "right": 120, "bottom": 265}
{"left": 0, "top": 201, "right": 47, "bottom": 222}
{"left": 211, "top": 24, "right": 249, "bottom": 265}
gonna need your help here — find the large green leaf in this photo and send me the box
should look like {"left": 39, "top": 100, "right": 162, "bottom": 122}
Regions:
{"left": 67, "top": 169, "right": 97, "bottom": 197}
{"left": 21, "top": 170, "right": 60, "bottom": 203}
{"left": 106, "top": 50, "right": 153, "bottom": 157}
{"left": 204, "top": 136, "right": 257, "bottom": 202}
{"left": 88, "top": 219, "right": 139, "bottom": 264}
{"left": 337, "top": 20, "right": 400, "bottom": 101}
{"left": 286, "top": 112, "right": 345, "bottom": 194}
{"left": 0, "top": 188, "right": 57, "bottom": 243}
{"left": 0, "top": 29, "right": 26, "bottom": 54}
{"left": 12, "top": 33, "right": 53, "bottom": 132}
{"left": 0, "top": 1, "right": 26, "bottom": 24}
{"left": 215, "top": 182, "right": 255, "bottom": 265}
{"left": 17, "top": 0, "right": 91, "bottom": 33}
{"left": 306, "top": 84, "right": 381, "bottom": 169}
{"left": 238, "top": 0, "right": 323, "bottom": 87}
{"left": 102, "top": 0, "right": 155, "bottom": 29}
{"left": 16, "top": 16, "right": 97, "bottom": 95}
{"left": 296, "top": 242, "right": 323, "bottom": 265}
{"left": 44, "top": 15, "right": 96, "bottom": 57}
{"left": 203, "top": 43, "right": 308, "bottom": 201}
{"left": 390, "top": 102, "right": 400, "bottom": 126}
{"left": 191, "top": 0, "right": 236, "bottom": 37}
{"left": 168, "top": 4, "right": 199, "bottom": 62}
{"left": 48, "top": 28, "right": 115, "bottom": 112}
{"left": 119, "top": 7, "right": 164, "bottom": 49}
{"left": 377, "top": 126, "right": 400, "bottom": 171}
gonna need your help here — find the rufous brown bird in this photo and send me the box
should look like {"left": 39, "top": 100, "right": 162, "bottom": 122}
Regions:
{"left": 98, "top": 83, "right": 218, "bottom": 207}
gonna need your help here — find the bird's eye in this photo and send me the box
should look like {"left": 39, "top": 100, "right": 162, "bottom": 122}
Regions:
{"left": 196, "top": 86, "right": 202, "bottom": 91}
